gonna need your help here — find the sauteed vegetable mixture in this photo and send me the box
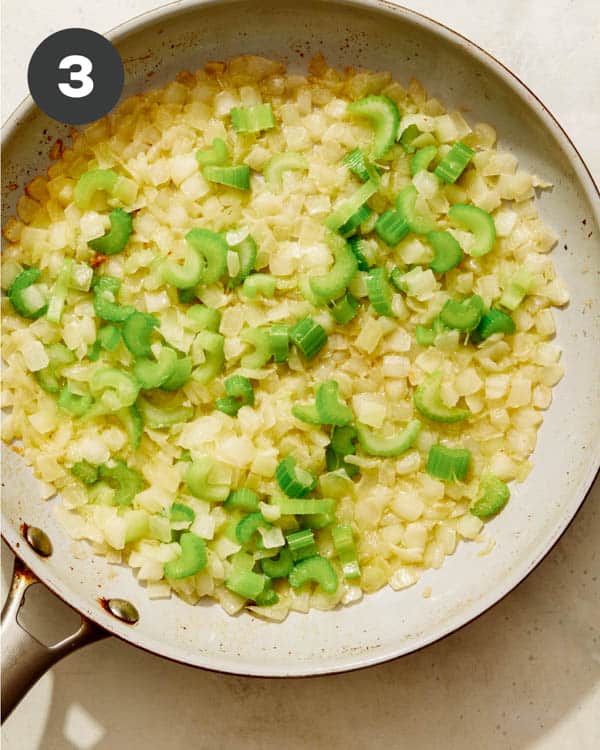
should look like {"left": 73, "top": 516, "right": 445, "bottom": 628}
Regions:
{"left": 1, "top": 55, "right": 568, "bottom": 619}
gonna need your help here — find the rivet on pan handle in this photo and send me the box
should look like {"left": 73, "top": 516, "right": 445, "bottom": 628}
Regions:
{"left": 1, "top": 557, "right": 108, "bottom": 722}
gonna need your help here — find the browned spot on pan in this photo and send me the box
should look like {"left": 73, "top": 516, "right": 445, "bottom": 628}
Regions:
{"left": 49, "top": 139, "right": 64, "bottom": 160}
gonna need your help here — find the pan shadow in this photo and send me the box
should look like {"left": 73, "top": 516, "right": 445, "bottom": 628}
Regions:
{"left": 2, "top": 475, "right": 599, "bottom": 750}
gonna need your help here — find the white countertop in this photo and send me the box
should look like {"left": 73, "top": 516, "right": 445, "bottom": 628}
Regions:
{"left": 2, "top": 1, "right": 599, "bottom": 748}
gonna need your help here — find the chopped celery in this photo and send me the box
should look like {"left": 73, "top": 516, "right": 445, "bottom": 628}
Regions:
{"left": 356, "top": 420, "right": 421, "bottom": 457}
{"left": 428, "top": 231, "right": 463, "bottom": 273}
{"left": 164, "top": 532, "right": 207, "bottom": 579}
{"left": 92, "top": 276, "right": 135, "bottom": 323}
{"left": 241, "top": 327, "right": 272, "bottom": 368}
{"left": 8, "top": 268, "right": 47, "bottom": 319}
{"left": 273, "top": 497, "right": 336, "bottom": 516}
{"left": 261, "top": 548, "right": 293, "bottom": 578}
{"left": 89, "top": 368, "right": 140, "bottom": 414}
{"left": 122, "top": 312, "right": 158, "bottom": 357}
{"left": 236, "top": 512, "right": 270, "bottom": 545}
{"left": 434, "top": 142, "right": 474, "bottom": 183}
{"left": 46, "top": 259, "right": 72, "bottom": 323}
{"left": 269, "top": 324, "right": 289, "bottom": 363}
{"left": 88, "top": 209, "right": 133, "bottom": 255}
{"left": 309, "top": 234, "right": 357, "bottom": 301}
{"left": 58, "top": 388, "right": 93, "bottom": 416}
{"left": 347, "top": 236, "right": 372, "bottom": 271}
{"left": 398, "top": 124, "right": 421, "bottom": 153}
{"left": 225, "top": 569, "right": 267, "bottom": 600}
{"left": 185, "top": 228, "right": 228, "bottom": 286}
{"left": 343, "top": 148, "right": 371, "bottom": 181}
{"left": 375, "top": 210, "right": 409, "bottom": 246}
{"left": 242, "top": 273, "right": 277, "bottom": 299}
{"left": 216, "top": 375, "right": 254, "bottom": 417}
{"left": 227, "top": 234, "right": 257, "bottom": 288}
{"left": 137, "top": 396, "right": 193, "bottom": 428}
{"left": 288, "top": 556, "right": 338, "bottom": 593}
{"left": 290, "top": 318, "right": 327, "bottom": 360}
{"left": 410, "top": 145, "right": 437, "bottom": 176}
{"left": 263, "top": 152, "right": 308, "bottom": 187}
{"left": 133, "top": 347, "right": 178, "bottom": 389}
{"left": 413, "top": 370, "right": 470, "bottom": 423}
{"left": 315, "top": 381, "right": 353, "bottom": 425}
{"left": 98, "top": 460, "right": 144, "bottom": 506}
{"left": 186, "top": 457, "right": 229, "bottom": 502}
{"left": 366, "top": 267, "right": 395, "bottom": 317}
{"left": 224, "top": 488, "right": 260, "bottom": 512}
{"left": 160, "top": 356, "right": 192, "bottom": 391}
{"left": 448, "top": 204, "right": 496, "bottom": 257}
{"left": 439, "top": 295, "right": 484, "bottom": 331}
{"left": 275, "top": 456, "right": 317, "bottom": 498}
{"left": 347, "top": 95, "right": 400, "bottom": 158}
{"left": 396, "top": 184, "right": 436, "bottom": 235}
{"left": 71, "top": 460, "right": 99, "bottom": 485}
{"left": 97, "top": 325, "right": 121, "bottom": 352}
{"left": 331, "top": 525, "right": 361, "bottom": 579}
{"left": 286, "top": 528, "right": 318, "bottom": 561}
{"left": 231, "top": 103, "right": 276, "bottom": 133}
{"left": 191, "top": 331, "right": 225, "bottom": 383}
{"left": 203, "top": 165, "right": 250, "bottom": 190}
{"left": 499, "top": 268, "right": 535, "bottom": 310}
{"left": 196, "top": 137, "right": 229, "bottom": 167}
{"left": 74, "top": 169, "right": 118, "bottom": 210}
{"left": 170, "top": 502, "right": 196, "bottom": 524}
{"left": 292, "top": 380, "right": 352, "bottom": 426}
{"left": 325, "top": 179, "right": 379, "bottom": 232}
{"left": 426, "top": 444, "right": 471, "bottom": 481}
{"left": 117, "top": 404, "right": 143, "bottom": 449}
{"left": 476, "top": 309, "right": 515, "bottom": 339}
{"left": 329, "top": 292, "right": 359, "bottom": 324}
{"left": 186, "top": 304, "right": 221, "bottom": 332}
{"left": 470, "top": 474, "right": 510, "bottom": 518}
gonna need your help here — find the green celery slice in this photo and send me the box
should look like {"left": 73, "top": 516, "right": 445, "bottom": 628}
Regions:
{"left": 196, "top": 137, "right": 229, "bottom": 167}
{"left": 347, "top": 95, "right": 400, "bottom": 158}
{"left": 122, "top": 312, "right": 158, "bottom": 357}
{"left": 428, "top": 230, "right": 463, "bottom": 273}
{"left": 470, "top": 474, "right": 510, "bottom": 518}
{"left": 413, "top": 370, "right": 470, "bottom": 423}
{"left": 230, "top": 103, "right": 276, "bottom": 133}
{"left": 366, "top": 267, "right": 395, "bottom": 317}
{"left": 164, "top": 533, "right": 207, "bottom": 579}
{"left": 426, "top": 444, "right": 471, "bottom": 481}
{"left": 434, "top": 142, "right": 474, "bottom": 183}
{"left": 410, "top": 145, "right": 437, "bottom": 176}
{"left": 439, "top": 295, "right": 485, "bottom": 331}
{"left": 227, "top": 234, "right": 257, "bottom": 288}
{"left": 8, "top": 268, "right": 47, "bottom": 319}
{"left": 263, "top": 152, "right": 308, "bottom": 188}
{"left": 447, "top": 204, "right": 496, "bottom": 257}
{"left": 203, "top": 165, "right": 250, "bottom": 190}
{"left": 74, "top": 169, "right": 118, "bottom": 210}
{"left": 88, "top": 208, "right": 133, "bottom": 255}
{"left": 356, "top": 420, "right": 421, "bottom": 457}
{"left": 396, "top": 184, "right": 436, "bottom": 235}
{"left": 288, "top": 556, "right": 338, "bottom": 593}
{"left": 185, "top": 228, "right": 228, "bottom": 286}
{"left": 309, "top": 233, "right": 358, "bottom": 301}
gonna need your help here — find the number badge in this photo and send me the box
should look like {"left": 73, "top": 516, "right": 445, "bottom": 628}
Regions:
{"left": 28, "top": 28, "right": 124, "bottom": 125}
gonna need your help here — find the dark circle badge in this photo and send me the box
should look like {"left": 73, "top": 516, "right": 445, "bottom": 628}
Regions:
{"left": 27, "top": 28, "right": 124, "bottom": 125}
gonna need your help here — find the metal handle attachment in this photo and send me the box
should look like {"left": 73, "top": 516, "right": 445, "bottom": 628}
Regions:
{"left": 1, "top": 556, "right": 108, "bottom": 722}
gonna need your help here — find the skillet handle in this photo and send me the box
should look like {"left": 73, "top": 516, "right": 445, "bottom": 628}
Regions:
{"left": 1, "top": 556, "right": 108, "bottom": 722}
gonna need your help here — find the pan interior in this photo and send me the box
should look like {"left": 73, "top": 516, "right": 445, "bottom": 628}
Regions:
{"left": 2, "top": 0, "right": 599, "bottom": 675}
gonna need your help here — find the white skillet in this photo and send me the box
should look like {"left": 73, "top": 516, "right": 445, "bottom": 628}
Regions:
{"left": 2, "top": 0, "right": 599, "bottom": 720}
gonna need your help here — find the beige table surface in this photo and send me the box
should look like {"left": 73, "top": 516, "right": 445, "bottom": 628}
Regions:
{"left": 2, "top": 1, "right": 599, "bottom": 748}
